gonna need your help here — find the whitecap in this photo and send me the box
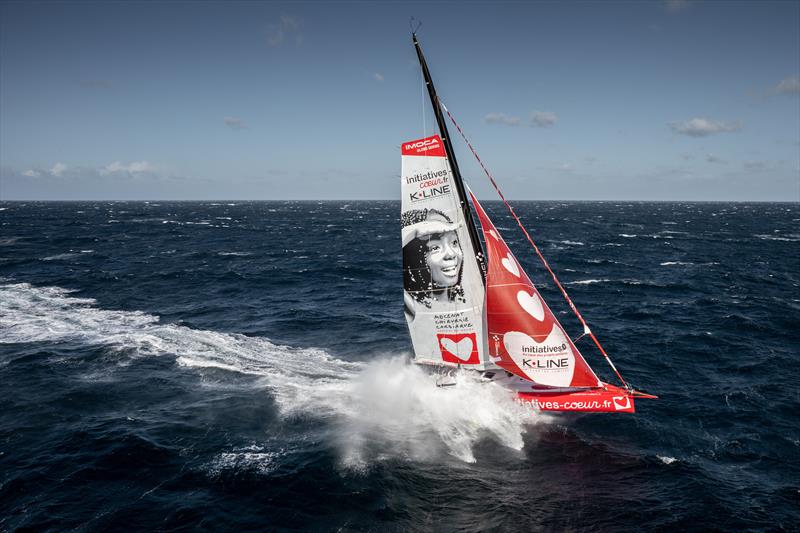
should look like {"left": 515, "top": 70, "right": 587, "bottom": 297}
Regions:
{"left": 207, "top": 445, "right": 286, "bottom": 476}
{"left": 0, "top": 283, "right": 549, "bottom": 466}
{"left": 753, "top": 234, "right": 799, "bottom": 242}
{"left": 41, "top": 253, "right": 79, "bottom": 261}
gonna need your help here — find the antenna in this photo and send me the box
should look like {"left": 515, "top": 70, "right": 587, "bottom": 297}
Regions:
{"left": 409, "top": 16, "right": 422, "bottom": 34}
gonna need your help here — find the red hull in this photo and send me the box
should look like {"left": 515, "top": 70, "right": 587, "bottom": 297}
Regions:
{"left": 517, "top": 383, "right": 656, "bottom": 413}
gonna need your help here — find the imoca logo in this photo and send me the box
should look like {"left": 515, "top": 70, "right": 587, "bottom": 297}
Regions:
{"left": 405, "top": 138, "right": 438, "bottom": 150}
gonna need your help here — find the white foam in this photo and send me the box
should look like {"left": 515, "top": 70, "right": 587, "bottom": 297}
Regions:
{"left": 657, "top": 455, "right": 677, "bottom": 465}
{"left": 207, "top": 445, "right": 287, "bottom": 476}
{"left": 753, "top": 234, "right": 799, "bottom": 242}
{"left": 565, "top": 279, "right": 610, "bottom": 285}
{"left": 333, "top": 359, "right": 546, "bottom": 467}
{"left": 0, "top": 283, "right": 547, "bottom": 466}
{"left": 41, "top": 253, "right": 80, "bottom": 261}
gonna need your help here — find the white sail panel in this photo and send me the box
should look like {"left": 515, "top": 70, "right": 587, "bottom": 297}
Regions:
{"left": 401, "top": 135, "right": 490, "bottom": 369}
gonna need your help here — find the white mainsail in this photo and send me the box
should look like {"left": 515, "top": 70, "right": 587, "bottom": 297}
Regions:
{"left": 401, "top": 135, "right": 491, "bottom": 369}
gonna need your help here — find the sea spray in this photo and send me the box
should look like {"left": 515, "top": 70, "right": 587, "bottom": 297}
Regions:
{"left": 332, "top": 358, "right": 544, "bottom": 467}
{"left": 0, "top": 283, "right": 546, "bottom": 468}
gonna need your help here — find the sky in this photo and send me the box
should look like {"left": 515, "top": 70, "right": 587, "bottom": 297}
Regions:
{"left": 1, "top": 0, "right": 798, "bottom": 201}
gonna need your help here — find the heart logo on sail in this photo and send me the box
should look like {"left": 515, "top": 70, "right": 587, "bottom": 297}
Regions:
{"left": 503, "top": 325, "right": 575, "bottom": 386}
{"left": 501, "top": 253, "right": 520, "bottom": 278}
{"left": 488, "top": 229, "right": 500, "bottom": 240}
{"left": 517, "top": 290, "right": 544, "bottom": 321}
{"left": 438, "top": 333, "right": 479, "bottom": 364}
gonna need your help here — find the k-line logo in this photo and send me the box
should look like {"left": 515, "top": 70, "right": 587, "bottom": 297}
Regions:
{"left": 410, "top": 184, "right": 451, "bottom": 202}
{"left": 521, "top": 357, "right": 569, "bottom": 369}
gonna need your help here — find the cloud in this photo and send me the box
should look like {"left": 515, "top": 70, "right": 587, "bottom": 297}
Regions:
{"left": 22, "top": 169, "right": 41, "bottom": 177}
{"left": 743, "top": 160, "right": 769, "bottom": 171}
{"left": 772, "top": 76, "right": 800, "bottom": 95}
{"left": 373, "top": 72, "right": 384, "bottom": 83}
{"left": 664, "top": 0, "right": 691, "bottom": 13}
{"left": 267, "top": 15, "right": 303, "bottom": 47}
{"left": 484, "top": 112, "right": 521, "bottom": 126}
{"left": 531, "top": 111, "right": 557, "bottom": 128}
{"left": 224, "top": 116, "right": 248, "bottom": 130}
{"left": 50, "top": 163, "right": 66, "bottom": 177}
{"left": 669, "top": 117, "right": 742, "bottom": 137}
{"left": 99, "top": 161, "right": 156, "bottom": 176}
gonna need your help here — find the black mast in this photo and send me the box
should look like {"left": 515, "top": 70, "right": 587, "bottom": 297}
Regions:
{"left": 413, "top": 32, "right": 487, "bottom": 283}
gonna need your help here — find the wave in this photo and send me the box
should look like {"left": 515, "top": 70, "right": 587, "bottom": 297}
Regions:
{"left": 753, "top": 234, "right": 800, "bottom": 242}
{"left": 564, "top": 278, "right": 653, "bottom": 287}
{"left": 660, "top": 261, "right": 720, "bottom": 267}
{"left": 41, "top": 253, "right": 80, "bottom": 261}
{"left": 0, "top": 283, "right": 545, "bottom": 466}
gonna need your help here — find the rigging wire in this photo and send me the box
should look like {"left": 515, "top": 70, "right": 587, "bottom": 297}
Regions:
{"left": 438, "top": 101, "right": 630, "bottom": 391}
{"left": 421, "top": 63, "right": 426, "bottom": 140}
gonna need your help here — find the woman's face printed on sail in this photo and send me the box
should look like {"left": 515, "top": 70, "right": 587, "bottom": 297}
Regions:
{"left": 402, "top": 208, "right": 466, "bottom": 305}
{"left": 425, "top": 230, "right": 462, "bottom": 288}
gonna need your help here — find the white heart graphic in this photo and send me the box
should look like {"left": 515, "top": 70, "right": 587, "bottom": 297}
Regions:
{"left": 517, "top": 290, "right": 544, "bottom": 321}
{"left": 441, "top": 337, "right": 474, "bottom": 362}
{"left": 503, "top": 325, "right": 575, "bottom": 386}
{"left": 613, "top": 396, "right": 631, "bottom": 410}
{"left": 501, "top": 253, "right": 520, "bottom": 278}
{"left": 488, "top": 229, "right": 500, "bottom": 240}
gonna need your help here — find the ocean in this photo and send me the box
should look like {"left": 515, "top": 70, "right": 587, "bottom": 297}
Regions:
{"left": 1, "top": 200, "right": 798, "bottom": 531}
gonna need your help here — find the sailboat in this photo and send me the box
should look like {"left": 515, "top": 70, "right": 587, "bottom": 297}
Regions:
{"left": 401, "top": 32, "right": 656, "bottom": 413}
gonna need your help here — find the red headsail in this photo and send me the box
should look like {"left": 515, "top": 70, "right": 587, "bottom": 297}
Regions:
{"left": 469, "top": 192, "right": 602, "bottom": 388}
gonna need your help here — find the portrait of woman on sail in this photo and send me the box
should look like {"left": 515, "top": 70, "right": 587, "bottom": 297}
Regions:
{"left": 402, "top": 208, "right": 467, "bottom": 320}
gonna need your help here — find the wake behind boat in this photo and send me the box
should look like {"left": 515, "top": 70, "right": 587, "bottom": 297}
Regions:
{"left": 401, "top": 32, "right": 656, "bottom": 413}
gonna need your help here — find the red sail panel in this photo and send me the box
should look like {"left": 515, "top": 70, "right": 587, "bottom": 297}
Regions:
{"left": 469, "top": 192, "right": 602, "bottom": 388}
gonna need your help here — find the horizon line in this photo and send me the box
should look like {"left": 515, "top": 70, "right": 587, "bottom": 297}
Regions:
{"left": 1, "top": 198, "right": 798, "bottom": 204}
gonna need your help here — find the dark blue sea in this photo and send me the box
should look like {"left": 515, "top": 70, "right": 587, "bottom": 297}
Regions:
{"left": 1, "top": 200, "right": 798, "bottom": 532}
